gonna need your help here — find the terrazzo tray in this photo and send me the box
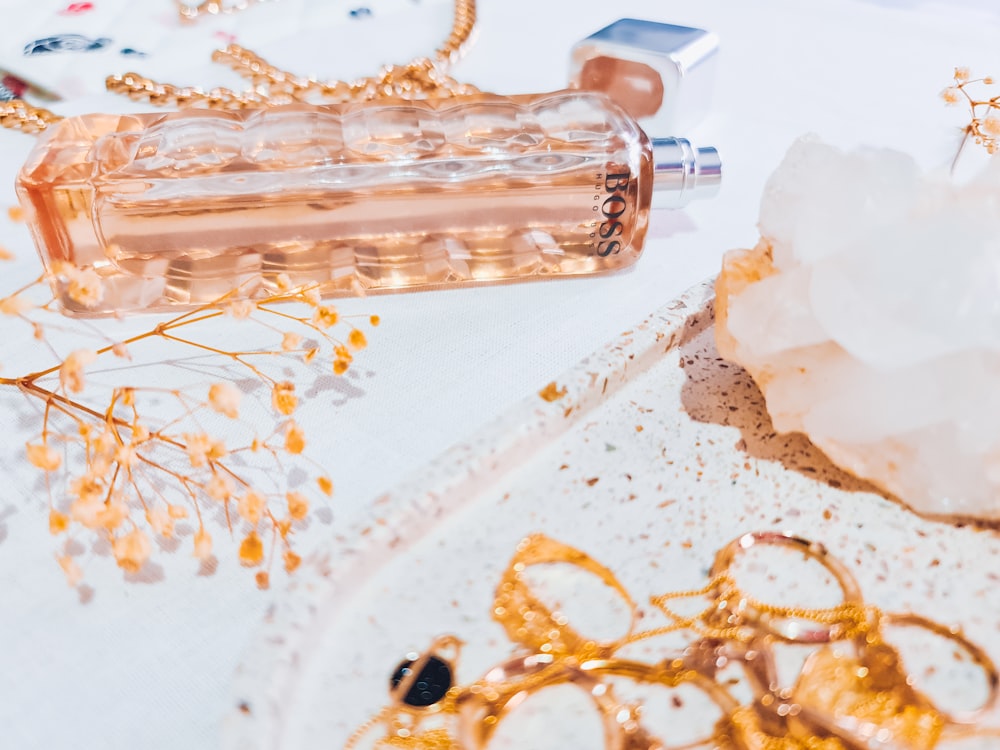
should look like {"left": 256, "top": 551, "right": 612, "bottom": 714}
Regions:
{"left": 223, "top": 280, "right": 1000, "bottom": 749}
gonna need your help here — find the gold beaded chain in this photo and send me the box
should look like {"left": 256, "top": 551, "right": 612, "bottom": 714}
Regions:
{"left": 0, "top": 98, "right": 62, "bottom": 134}
{"left": 0, "top": 0, "right": 478, "bottom": 133}
{"left": 649, "top": 573, "right": 876, "bottom": 644}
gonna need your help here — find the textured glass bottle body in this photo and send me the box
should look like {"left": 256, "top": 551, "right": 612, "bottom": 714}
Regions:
{"left": 17, "top": 91, "right": 655, "bottom": 316}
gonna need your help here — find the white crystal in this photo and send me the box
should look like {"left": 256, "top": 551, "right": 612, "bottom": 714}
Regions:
{"left": 715, "top": 136, "right": 1000, "bottom": 519}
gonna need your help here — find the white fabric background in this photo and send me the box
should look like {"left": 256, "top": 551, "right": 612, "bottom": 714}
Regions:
{"left": 0, "top": 0, "right": 998, "bottom": 747}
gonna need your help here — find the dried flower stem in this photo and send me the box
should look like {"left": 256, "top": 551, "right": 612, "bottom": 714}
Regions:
{"left": 943, "top": 67, "right": 1000, "bottom": 162}
{"left": 1, "top": 270, "right": 376, "bottom": 587}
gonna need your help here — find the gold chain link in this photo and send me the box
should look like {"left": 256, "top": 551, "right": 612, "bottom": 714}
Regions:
{"left": 2, "top": 0, "right": 478, "bottom": 133}
{"left": 0, "top": 98, "right": 62, "bottom": 134}
{"left": 107, "top": 0, "right": 478, "bottom": 109}
{"left": 650, "top": 574, "right": 876, "bottom": 644}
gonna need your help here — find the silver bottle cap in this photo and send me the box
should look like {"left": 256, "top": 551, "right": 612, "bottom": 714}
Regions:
{"left": 569, "top": 18, "right": 719, "bottom": 134}
{"left": 651, "top": 137, "right": 722, "bottom": 207}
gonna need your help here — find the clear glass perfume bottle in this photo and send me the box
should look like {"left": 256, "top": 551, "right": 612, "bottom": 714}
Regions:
{"left": 16, "top": 90, "right": 720, "bottom": 316}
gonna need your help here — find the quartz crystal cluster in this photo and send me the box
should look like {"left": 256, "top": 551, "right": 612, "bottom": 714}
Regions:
{"left": 715, "top": 136, "right": 1000, "bottom": 519}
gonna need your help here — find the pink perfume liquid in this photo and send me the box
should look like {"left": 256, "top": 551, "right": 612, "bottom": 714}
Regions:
{"left": 16, "top": 91, "right": 720, "bottom": 316}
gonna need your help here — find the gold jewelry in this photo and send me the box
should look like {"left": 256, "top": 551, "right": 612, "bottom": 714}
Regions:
{"left": 350, "top": 532, "right": 1000, "bottom": 750}
{"left": 2, "top": 0, "right": 478, "bottom": 134}
{"left": 876, "top": 612, "right": 999, "bottom": 726}
{"left": 464, "top": 653, "right": 742, "bottom": 750}
{"left": 651, "top": 532, "right": 1000, "bottom": 750}
{"left": 652, "top": 532, "right": 871, "bottom": 645}
{"left": 351, "top": 535, "right": 743, "bottom": 750}
{"left": 784, "top": 612, "right": 999, "bottom": 750}
{"left": 0, "top": 96, "right": 61, "bottom": 133}
{"left": 491, "top": 533, "right": 641, "bottom": 659}
{"left": 108, "top": 0, "right": 478, "bottom": 109}
{"left": 345, "top": 635, "right": 466, "bottom": 750}
{"left": 350, "top": 647, "right": 742, "bottom": 750}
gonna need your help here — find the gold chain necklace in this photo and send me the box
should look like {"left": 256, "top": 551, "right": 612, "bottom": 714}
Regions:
{"left": 0, "top": 0, "right": 477, "bottom": 133}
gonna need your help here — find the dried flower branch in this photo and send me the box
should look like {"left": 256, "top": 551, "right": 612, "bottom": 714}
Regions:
{"left": 0, "top": 254, "right": 378, "bottom": 589}
{"left": 943, "top": 67, "right": 1000, "bottom": 159}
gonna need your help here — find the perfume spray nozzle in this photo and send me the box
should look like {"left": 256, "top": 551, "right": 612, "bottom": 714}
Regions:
{"left": 650, "top": 137, "right": 722, "bottom": 207}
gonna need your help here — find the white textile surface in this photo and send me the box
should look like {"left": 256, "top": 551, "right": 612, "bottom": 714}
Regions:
{"left": 0, "top": 0, "right": 997, "bottom": 748}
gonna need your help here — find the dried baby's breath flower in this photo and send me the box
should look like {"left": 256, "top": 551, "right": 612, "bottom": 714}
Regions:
{"left": 226, "top": 299, "right": 256, "bottom": 319}
{"left": 206, "top": 473, "right": 233, "bottom": 501}
{"left": 369, "top": 315, "right": 380, "bottom": 326}
{"left": 146, "top": 507, "right": 175, "bottom": 537}
{"left": 237, "top": 490, "right": 266, "bottom": 525}
{"left": 255, "top": 570, "right": 270, "bottom": 589}
{"left": 0, "top": 245, "right": 13, "bottom": 261}
{"left": 348, "top": 329, "right": 367, "bottom": 350}
{"left": 184, "top": 432, "right": 227, "bottom": 467}
{"left": 92, "top": 429, "right": 113, "bottom": 450}
{"left": 284, "top": 420, "right": 306, "bottom": 454}
{"left": 271, "top": 381, "right": 298, "bottom": 415}
{"left": 312, "top": 305, "right": 339, "bottom": 328}
{"left": 11, "top": 269, "right": 380, "bottom": 587}
{"left": 302, "top": 287, "right": 321, "bottom": 307}
{"left": 90, "top": 431, "right": 116, "bottom": 475}
{"left": 333, "top": 358, "right": 350, "bottom": 375}
{"left": 64, "top": 267, "right": 103, "bottom": 308}
{"left": 0, "top": 294, "right": 32, "bottom": 315}
{"left": 947, "top": 68, "right": 1000, "bottom": 158}
{"left": 70, "top": 474, "right": 104, "bottom": 504}
{"left": 208, "top": 382, "right": 241, "bottom": 419}
{"left": 59, "top": 349, "right": 96, "bottom": 393}
{"left": 114, "top": 443, "right": 138, "bottom": 468}
{"left": 112, "top": 528, "right": 152, "bottom": 573}
{"left": 69, "top": 496, "right": 102, "bottom": 529}
{"left": 49, "top": 510, "right": 69, "bottom": 534}
{"left": 239, "top": 531, "right": 264, "bottom": 566}
{"left": 193, "top": 528, "right": 213, "bottom": 560}
{"left": 26, "top": 442, "right": 61, "bottom": 471}
{"left": 72, "top": 497, "right": 127, "bottom": 532}
{"left": 283, "top": 549, "right": 301, "bottom": 573}
{"left": 7, "top": 205, "right": 24, "bottom": 222}
{"left": 286, "top": 491, "right": 309, "bottom": 520}
{"left": 275, "top": 273, "right": 292, "bottom": 292}
{"left": 103, "top": 502, "right": 131, "bottom": 531}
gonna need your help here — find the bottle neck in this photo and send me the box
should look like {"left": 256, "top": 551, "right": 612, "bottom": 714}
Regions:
{"left": 650, "top": 137, "right": 722, "bottom": 208}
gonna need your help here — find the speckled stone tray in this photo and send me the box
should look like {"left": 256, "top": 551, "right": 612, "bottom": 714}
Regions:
{"left": 223, "top": 280, "right": 1000, "bottom": 749}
